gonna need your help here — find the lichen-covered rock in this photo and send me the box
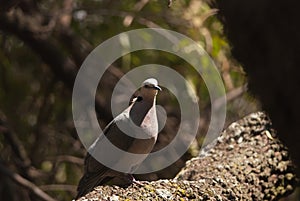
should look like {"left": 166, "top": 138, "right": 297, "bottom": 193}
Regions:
{"left": 176, "top": 112, "right": 296, "bottom": 200}
{"left": 76, "top": 112, "right": 297, "bottom": 201}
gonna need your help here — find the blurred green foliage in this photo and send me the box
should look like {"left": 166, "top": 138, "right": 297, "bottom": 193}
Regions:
{"left": 0, "top": 0, "right": 259, "bottom": 200}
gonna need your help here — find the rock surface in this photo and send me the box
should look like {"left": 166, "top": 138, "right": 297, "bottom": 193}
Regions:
{"left": 76, "top": 112, "right": 297, "bottom": 201}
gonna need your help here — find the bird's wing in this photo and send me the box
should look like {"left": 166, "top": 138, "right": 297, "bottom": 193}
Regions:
{"left": 76, "top": 153, "right": 109, "bottom": 198}
{"left": 76, "top": 113, "right": 136, "bottom": 198}
{"left": 90, "top": 113, "right": 136, "bottom": 154}
{"left": 76, "top": 120, "right": 115, "bottom": 198}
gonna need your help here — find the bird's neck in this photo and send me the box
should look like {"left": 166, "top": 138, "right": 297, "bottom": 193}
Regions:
{"left": 129, "top": 96, "right": 156, "bottom": 126}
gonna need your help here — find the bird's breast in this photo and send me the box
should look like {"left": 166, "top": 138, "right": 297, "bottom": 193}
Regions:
{"left": 140, "top": 106, "right": 158, "bottom": 138}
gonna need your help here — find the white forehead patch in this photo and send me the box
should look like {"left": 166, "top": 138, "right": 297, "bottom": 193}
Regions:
{"left": 142, "top": 78, "right": 158, "bottom": 86}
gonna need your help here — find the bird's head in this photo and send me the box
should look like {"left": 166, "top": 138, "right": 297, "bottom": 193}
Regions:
{"left": 140, "top": 78, "right": 161, "bottom": 99}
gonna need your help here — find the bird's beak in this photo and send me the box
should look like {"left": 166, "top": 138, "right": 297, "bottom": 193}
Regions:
{"left": 154, "top": 85, "right": 162, "bottom": 91}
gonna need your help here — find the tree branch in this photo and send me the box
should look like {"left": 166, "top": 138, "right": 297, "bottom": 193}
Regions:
{"left": 0, "top": 162, "right": 57, "bottom": 201}
{"left": 0, "top": 10, "right": 111, "bottom": 119}
{"left": 0, "top": 0, "right": 20, "bottom": 12}
{"left": 48, "top": 155, "right": 84, "bottom": 166}
{"left": 39, "top": 184, "right": 77, "bottom": 193}
{"left": 0, "top": 114, "right": 31, "bottom": 174}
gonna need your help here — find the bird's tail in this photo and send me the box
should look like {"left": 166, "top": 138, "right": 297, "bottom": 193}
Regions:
{"left": 75, "top": 172, "right": 108, "bottom": 199}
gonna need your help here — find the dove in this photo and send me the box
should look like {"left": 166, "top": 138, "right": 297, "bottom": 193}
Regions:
{"left": 76, "top": 78, "right": 161, "bottom": 199}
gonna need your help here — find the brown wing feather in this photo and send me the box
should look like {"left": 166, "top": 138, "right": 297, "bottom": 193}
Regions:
{"left": 76, "top": 153, "right": 109, "bottom": 199}
{"left": 76, "top": 114, "right": 136, "bottom": 198}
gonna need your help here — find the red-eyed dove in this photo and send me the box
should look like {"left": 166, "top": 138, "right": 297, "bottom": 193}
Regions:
{"left": 76, "top": 78, "right": 161, "bottom": 199}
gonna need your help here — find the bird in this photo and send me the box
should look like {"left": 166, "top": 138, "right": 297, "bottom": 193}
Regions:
{"left": 76, "top": 78, "right": 161, "bottom": 199}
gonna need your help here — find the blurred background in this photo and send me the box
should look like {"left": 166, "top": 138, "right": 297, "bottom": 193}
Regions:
{"left": 0, "top": 0, "right": 263, "bottom": 200}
